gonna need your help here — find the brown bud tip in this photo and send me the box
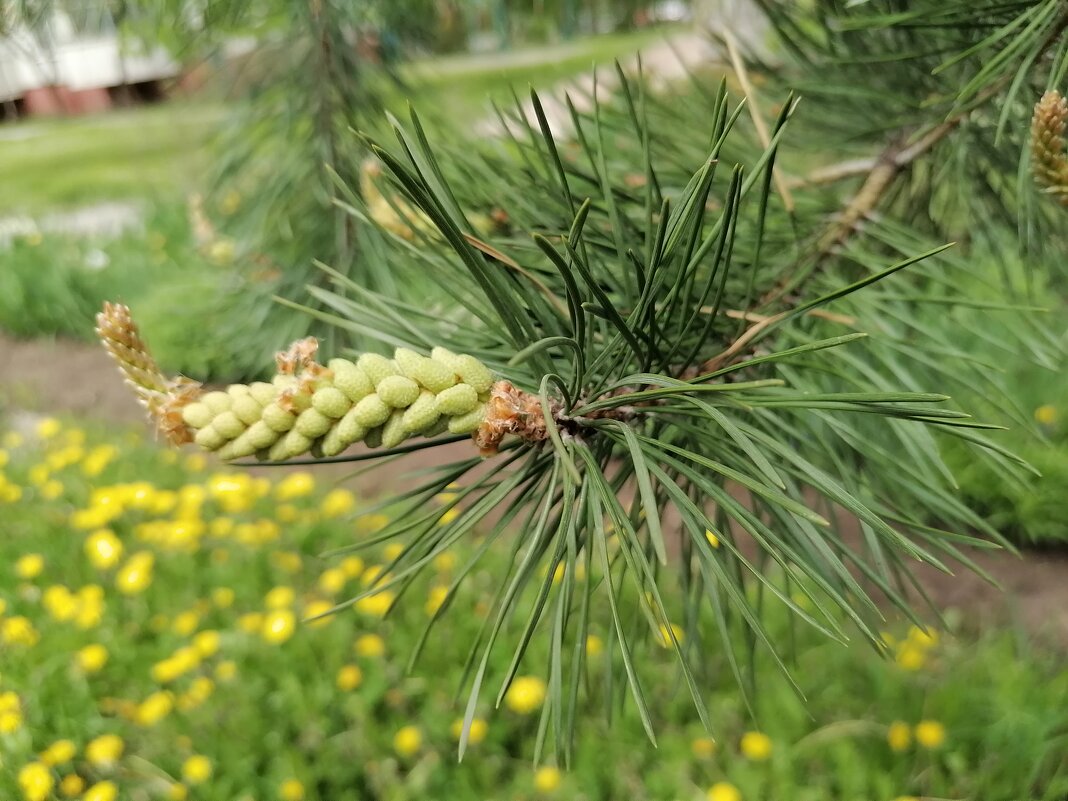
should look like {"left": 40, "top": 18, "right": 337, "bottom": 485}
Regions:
{"left": 96, "top": 302, "right": 201, "bottom": 445}
{"left": 475, "top": 380, "right": 558, "bottom": 456}
{"left": 1031, "top": 90, "right": 1068, "bottom": 205}
{"left": 275, "top": 337, "right": 320, "bottom": 375}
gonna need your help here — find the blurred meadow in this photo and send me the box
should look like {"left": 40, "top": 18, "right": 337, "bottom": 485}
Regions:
{"left": 2, "top": 2, "right": 1067, "bottom": 800}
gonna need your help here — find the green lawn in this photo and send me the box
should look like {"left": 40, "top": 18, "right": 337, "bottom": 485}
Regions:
{"left": 403, "top": 27, "right": 679, "bottom": 120}
{"left": 0, "top": 103, "right": 223, "bottom": 215}
{"left": 0, "top": 29, "right": 674, "bottom": 216}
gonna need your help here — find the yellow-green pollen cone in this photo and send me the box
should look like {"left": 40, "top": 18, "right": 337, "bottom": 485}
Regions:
{"left": 180, "top": 345, "right": 493, "bottom": 462}
{"left": 97, "top": 302, "right": 554, "bottom": 462}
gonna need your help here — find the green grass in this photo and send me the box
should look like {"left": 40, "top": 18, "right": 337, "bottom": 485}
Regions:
{"left": 946, "top": 367, "right": 1068, "bottom": 544}
{"left": 402, "top": 27, "right": 678, "bottom": 119}
{"left": 0, "top": 418, "right": 1065, "bottom": 800}
{"left": 0, "top": 103, "right": 223, "bottom": 215}
{"left": 0, "top": 29, "right": 670, "bottom": 217}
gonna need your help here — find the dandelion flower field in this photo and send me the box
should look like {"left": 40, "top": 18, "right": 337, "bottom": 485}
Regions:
{"left": 1, "top": 420, "right": 1066, "bottom": 800}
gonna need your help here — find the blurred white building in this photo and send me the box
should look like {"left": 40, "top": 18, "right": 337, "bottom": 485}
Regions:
{"left": 0, "top": 8, "right": 178, "bottom": 118}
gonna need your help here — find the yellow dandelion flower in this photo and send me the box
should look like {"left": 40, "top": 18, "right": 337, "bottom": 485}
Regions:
{"left": 182, "top": 677, "right": 215, "bottom": 708}
{"left": 83, "top": 781, "right": 118, "bottom": 801}
{"left": 59, "top": 774, "right": 85, "bottom": 797}
{"left": 915, "top": 720, "right": 946, "bottom": 749}
{"left": 136, "top": 691, "right": 174, "bottom": 726}
{"left": 393, "top": 725, "right": 422, "bottom": 758}
{"left": 318, "top": 568, "right": 347, "bottom": 595}
{"left": 150, "top": 490, "right": 178, "bottom": 515}
{"left": 354, "top": 633, "right": 386, "bottom": 658}
{"left": 280, "top": 779, "right": 305, "bottom": 801}
{"left": 691, "top": 736, "right": 717, "bottom": 759}
{"left": 383, "top": 543, "right": 405, "bottom": 562}
{"left": 212, "top": 587, "right": 235, "bottom": 608}
{"left": 438, "top": 507, "right": 460, "bottom": 525}
{"left": 84, "top": 529, "right": 123, "bottom": 570}
{"left": 0, "top": 709, "right": 23, "bottom": 732}
{"left": 40, "top": 739, "right": 77, "bottom": 765}
{"left": 115, "top": 552, "right": 154, "bottom": 595}
{"left": 585, "top": 634, "right": 604, "bottom": 657}
{"left": 355, "top": 590, "right": 395, "bottom": 618}
{"left": 1035, "top": 404, "right": 1057, "bottom": 425}
{"left": 86, "top": 734, "right": 124, "bottom": 766}
{"left": 425, "top": 584, "right": 449, "bottom": 615}
{"left": 336, "top": 664, "right": 364, "bottom": 691}
{"left": 271, "top": 550, "right": 303, "bottom": 573}
{"left": 1, "top": 482, "right": 23, "bottom": 502}
{"left": 36, "top": 417, "right": 61, "bottom": 438}
{"left": 28, "top": 464, "right": 49, "bottom": 485}
{"left": 428, "top": 554, "right": 455, "bottom": 576}
{"left": 275, "top": 504, "right": 300, "bottom": 523}
{"left": 740, "top": 731, "right": 773, "bottom": 761}
{"left": 207, "top": 473, "right": 256, "bottom": 512}
{"left": 2, "top": 616, "right": 39, "bottom": 646}
{"left": 450, "top": 717, "right": 488, "bottom": 744}
{"left": 193, "top": 630, "right": 221, "bottom": 657}
{"left": 168, "top": 783, "right": 188, "bottom": 800}
{"left": 303, "top": 599, "right": 335, "bottom": 628}
{"left": 655, "top": 622, "right": 685, "bottom": 648}
{"left": 265, "top": 586, "right": 296, "bottom": 608}
{"left": 182, "top": 755, "right": 213, "bottom": 784}
{"left": 173, "top": 610, "right": 200, "bottom": 636}
{"left": 238, "top": 612, "right": 264, "bottom": 633}
{"left": 15, "top": 553, "right": 44, "bottom": 579}
{"left": 321, "top": 488, "right": 356, "bottom": 518}
{"left": 358, "top": 512, "right": 390, "bottom": 532}
{"left": 360, "top": 564, "right": 387, "bottom": 587}
{"left": 887, "top": 720, "right": 912, "bottom": 752}
{"left": 262, "top": 609, "right": 297, "bottom": 644}
{"left": 707, "top": 782, "right": 742, "bottom": 801}
{"left": 534, "top": 766, "right": 561, "bottom": 793}
{"left": 340, "top": 556, "right": 365, "bottom": 578}
{"left": 40, "top": 479, "right": 63, "bottom": 499}
{"left": 18, "top": 762, "right": 54, "bottom": 801}
{"left": 275, "top": 472, "right": 315, "bottom": 501}
{"left": 505, "top": 675, "right": 546, "bottom": 715}
{"left": 436, "top": 485, "right": 460, "bottom": 505}
{"left": 82, "top": 445, "right": 118, "bottom": 477}
{"left": 906, "top": 625, "right": 939, "bottom": 649}
{"left": 151, "top": 658, "right": 183, "bottom": 684}
{"left": 209, "top": 516, "right": 234, "bottom": 538}
{"left": 208, "top": 237, "right": 235, "bottom": 263}
{"left": 215, "top": 660, "right": 238, "bottom": 681}
{"left": 0, "top": 690, "right": 21, "bottom": 713}
{"left": 895, "top": 643, "right": 926, "bottom": 671}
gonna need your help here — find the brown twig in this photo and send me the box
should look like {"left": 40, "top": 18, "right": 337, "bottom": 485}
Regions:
{"left": 723, "top": 30, "right": 795, "bottom": 215}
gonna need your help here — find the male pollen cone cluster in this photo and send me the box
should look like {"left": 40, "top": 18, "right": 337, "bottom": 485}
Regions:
{"left": 95, "top": 302, "right": 554, "bottom": 461}
{"left": 1031, "top": 90, "right": 1068, "bottom": 206}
